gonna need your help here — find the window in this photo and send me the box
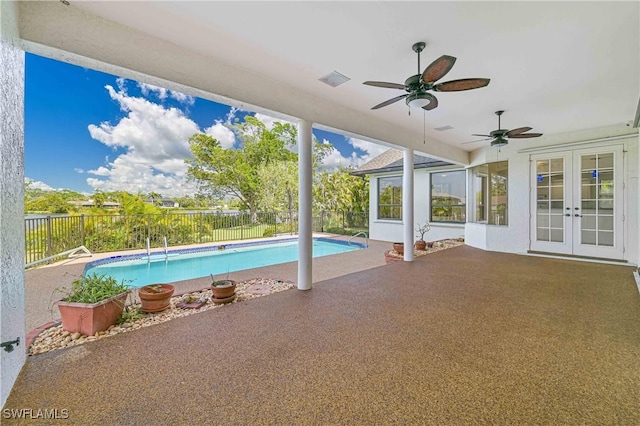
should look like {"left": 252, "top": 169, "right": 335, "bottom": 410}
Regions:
{"left": 378, "top": 176, "right": 402, "bottom": 220}
{"left": 471, "top": 161, "right": 508, "bottom": 226}
{"left": 430, "top": 170, "right": 466, "bottom": 223}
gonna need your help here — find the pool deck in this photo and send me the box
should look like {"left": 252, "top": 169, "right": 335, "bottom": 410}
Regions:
{"left": 25, "top": 233, "right": 386, "bottom": 334}
{"left": 7, "top": 245, "right": 640, "bottom": 424}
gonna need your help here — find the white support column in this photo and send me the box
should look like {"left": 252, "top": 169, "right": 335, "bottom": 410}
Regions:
{"left": 297, "top": 120, "right": 313, "bottom": 290}
{"left": 403, "top": 148, "right": 414, "bottom": 262}
{"left": 0, "top": 0, "right": 26, "bottom": 407}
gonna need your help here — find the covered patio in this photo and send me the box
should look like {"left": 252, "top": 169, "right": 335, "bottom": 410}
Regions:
{"left": 4, "top": 246, "right": 639, "bottom": 424}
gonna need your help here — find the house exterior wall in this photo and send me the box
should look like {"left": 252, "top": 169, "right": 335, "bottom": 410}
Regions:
{"left": 369, "top": 127, "right": 639, "bottom": 265}
{"left": 465, "top": 127, "right": 639, "bottom": 263}
{"left": 0, "top": 0, "right": 26, "bottom": 407}
{"left": 369, "top": 168, "right": 467, "bottom": 244}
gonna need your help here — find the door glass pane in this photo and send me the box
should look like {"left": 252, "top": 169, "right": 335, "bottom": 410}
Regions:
{"left": 582, "top": 230, "right": 596, "bottom": 245}
{"left": 550, "top": 229, "right": 564, "bottom": 243}
{"left": 536, "top": 160, "right": 549, "bottom": 173}
{"left": 598, "top": 216, "right": 613, "bottom": 231}
{"left": 581, "top": 156, "right": 596, "bottom": 170}
{"left": 550, "top": 174, "right": 564, "bottom": 185}
{"left": 550, "top": 187, "right": 563, "bottom": 200}
{"left": 537, "top": 228, "right": 549, "bottom": 241}
{"left": 550, "top": 215, "right": 564, "bottom": 228}
{"left": 550, "top": 159, "right": 563, "bottom": 172}
{"left": 598, "top": 231, "right": 614, "bottom": 246}
{"left": 582, "top": 215, "right": 596, "bottom": 230}
{"left": 537, "top": 214, "right": 549, "bottom": 227}
{"left": 598, "top": 153, "right": 613, "bottom": 169}
{"left": 537, "top": 187, "right": 549, "bottom": 200}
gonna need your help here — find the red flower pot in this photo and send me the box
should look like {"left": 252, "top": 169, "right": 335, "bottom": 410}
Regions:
{"left": 211, "top": 280, "right": 237, "bottom": 300}
{"left": 138, "top": 284, "right": 175, "bottom": 313}
{"left": 57, "top": 292, "right": 128, "bottom": 336}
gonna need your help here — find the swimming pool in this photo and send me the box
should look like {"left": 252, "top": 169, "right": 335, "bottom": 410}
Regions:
{"left": 83, "top": 237, "right": 364, "bottom": 288}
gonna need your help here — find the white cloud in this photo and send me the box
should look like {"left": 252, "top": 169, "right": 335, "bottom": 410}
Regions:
{"left": 25, "top": 177, "right": 54, "bottom": 191}
{"left": 137, "top": 81, "right": 195, "bottom": 105}
{"left": 204, "top": 122, "right": 236, "bottom": 149}
{"left": 348, "top": 137, "right": 388, "bottom": 163}
{"left": 74, "top": 168, "right": 85, "bottom": 174}
{"left": 319, "top": 137, "right": 387, "bottom": 169}
{"left": 86, "top": 83, "right": 200, "bottom": 196}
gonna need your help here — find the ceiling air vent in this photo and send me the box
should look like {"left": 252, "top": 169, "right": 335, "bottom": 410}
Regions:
{"left": 319, "top": 71, "right": 351, "bottom": 88}
{"left": 434, "top": 125, "right": 454, "bottom": 131}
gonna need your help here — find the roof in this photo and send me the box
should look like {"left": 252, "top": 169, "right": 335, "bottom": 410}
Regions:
{"left": 351, "top": 149, "right": 451, "bottom": 176}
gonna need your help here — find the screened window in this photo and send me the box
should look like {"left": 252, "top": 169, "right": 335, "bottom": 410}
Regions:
{"left": 430, "top": 170, "right": 466, "bottom": 223}
{"left": 378, "top": 176, "right": 402, "bottom": 220}
{"left": 470, "top": 161, "right": 508, "bottom": 226}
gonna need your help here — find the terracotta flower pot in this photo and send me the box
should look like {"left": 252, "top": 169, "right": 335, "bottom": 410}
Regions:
{"left": 57, "top": 292, "right": 128, "bottom": 336}
{"left": 415, "top": 240, "right": 427, "bottom": 250}
{"left": 392, "top": 242, "right": 404, "bottom": 255}
{"left": 211, "top": 280, "right": 237, "bottom": 300}
{"left": 138, "top": 284, "right": 175, "bottom": 313}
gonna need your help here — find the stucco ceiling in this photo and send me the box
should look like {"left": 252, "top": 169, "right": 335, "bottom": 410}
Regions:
{"left": 20, "top": 1, "right": 640, "bottom": 161}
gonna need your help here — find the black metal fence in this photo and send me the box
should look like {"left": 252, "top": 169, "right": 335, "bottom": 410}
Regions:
{"left": 24, "top": 211, "right": 368, "bottom": 266}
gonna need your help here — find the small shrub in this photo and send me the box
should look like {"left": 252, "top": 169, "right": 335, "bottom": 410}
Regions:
{"left": 62, "top": 273, "right": 130, "bottom": 304}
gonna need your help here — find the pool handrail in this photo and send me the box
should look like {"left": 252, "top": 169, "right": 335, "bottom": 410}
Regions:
{"left": 348, "top": 232, "right": 368, "bottom": 248}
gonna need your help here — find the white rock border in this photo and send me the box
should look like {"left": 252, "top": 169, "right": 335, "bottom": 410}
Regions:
{"left": 29, "top": 278, "right": 295, "bottom": 356}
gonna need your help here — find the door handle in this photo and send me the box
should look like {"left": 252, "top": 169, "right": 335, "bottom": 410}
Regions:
{"left": 564, "top": 214, "right": 571, "bottom": 217}
{"left": 574, "top": 214, "right": 582, "bottom": 217}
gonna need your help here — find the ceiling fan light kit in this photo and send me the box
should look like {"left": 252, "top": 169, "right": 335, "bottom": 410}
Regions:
{"left": 363, "top": 41, "right": 490, "bottom": 112}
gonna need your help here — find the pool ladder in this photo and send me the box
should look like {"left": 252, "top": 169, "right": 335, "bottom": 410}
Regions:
{"left": 146, "top": 236, "right": 169, "bottom": 262}
{"left": 348, "top": 231, "right": 368, "bottom": 248}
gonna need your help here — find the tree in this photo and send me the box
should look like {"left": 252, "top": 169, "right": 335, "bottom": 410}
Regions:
{"left": 147, "top": 192, "right": 162, "bottom": 206}
{"left": 93, "top": 190, "right": 106, "bottom": 208}
{"left": 186, "top": 116, "right": 297, "bottom": 219}
{"left": 257, "top": 160, "right": 299, "bottom": 219}
{"left": 314, "top": 167, "right": 369, "bottom": 213}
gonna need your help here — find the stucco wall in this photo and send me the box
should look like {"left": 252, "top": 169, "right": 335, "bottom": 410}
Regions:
{"left": 371, "top": 128, "right": 639, "bottom": 265}
{"left": 468, "top": 127, "right": 639, "bottom": 262}
{"left": 369, "top": 168, "right": 467, "bottom": 244}
{"left": 0, "top": 0, "right": 26, "bottom": 407}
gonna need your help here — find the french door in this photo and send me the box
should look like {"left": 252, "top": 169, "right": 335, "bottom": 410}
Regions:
{"left": 530, "top": 146, "right": 624, "bottom": 259}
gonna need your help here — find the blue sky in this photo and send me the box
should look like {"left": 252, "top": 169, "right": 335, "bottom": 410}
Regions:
{"left": 25, "top": 53, "right": 386, "bottom": 197}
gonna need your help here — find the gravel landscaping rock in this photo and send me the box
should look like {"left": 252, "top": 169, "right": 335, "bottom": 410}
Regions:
{"left": 29, "top": 278, "right": 295, "bottom": 356}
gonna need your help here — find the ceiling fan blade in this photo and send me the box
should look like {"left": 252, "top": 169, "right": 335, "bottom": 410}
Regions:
{"left": 509, "top": 133, "right": 543, "bottom": 138}
{"left": 506, "top": 127, "right": 532, "bottom": 137}
{"left": 421, "top": 55, "right": 456, "bottom": 84}
{"left": 363, "top": 81, "right": 405, "bottom": 90}
{"left": 462, "top": 137, "right": 491, "bottom": 144}
{"left": 434, "top": 78, "right": 490, "bottom": 92}
{"left": 421, "top": 93, "right": 439, "bottom": 110}
{"left": 471, "top": 134, "right": 491, "bottom": 137}
{"left": 371, "top": 94, "right": 408, "bottom": 110}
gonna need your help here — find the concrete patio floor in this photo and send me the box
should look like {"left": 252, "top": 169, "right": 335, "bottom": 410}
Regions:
{"left": 5, "top": 245, "right": 640, "bottom": 424}
{"left": 23, "top": 234, "right": 388, "bottom": 333}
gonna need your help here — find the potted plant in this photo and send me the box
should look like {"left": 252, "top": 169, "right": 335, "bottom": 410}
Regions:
{"left": 138, "top": 283, "right": 175, "bottom": 313}
{"left": 56, "top": 273, "right": 130, "bottom": 336}
{"left": 415, "top": 221, "right": 431, "bottom": 250}
{"left": 210, "top": 274, "right": 237, "bottom": 303}
{"left": 392, "top": 242, "right": 404, "bottom": 255}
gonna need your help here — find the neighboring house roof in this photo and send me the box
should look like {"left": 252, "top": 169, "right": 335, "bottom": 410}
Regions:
{"left": 351, "top": 149, "right": 452, "bottom": 176}
{"left": 68, "top": 200, "right": 120, "bottom": 208}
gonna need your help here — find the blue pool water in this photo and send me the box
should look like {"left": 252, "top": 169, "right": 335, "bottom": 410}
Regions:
{"left": 83, "top": 238, "right": 363, "bottom": 288}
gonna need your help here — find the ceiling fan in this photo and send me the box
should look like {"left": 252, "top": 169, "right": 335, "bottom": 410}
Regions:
{"left": 466, "top": 110, "right": 543, "bottom": 147}
{"left": 363, "top": 42, "right": 490, "bottom": 112}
